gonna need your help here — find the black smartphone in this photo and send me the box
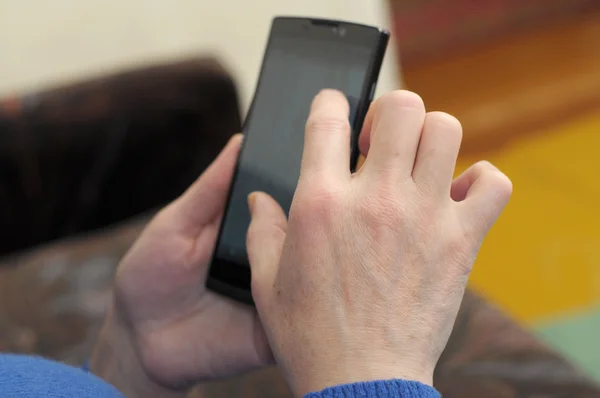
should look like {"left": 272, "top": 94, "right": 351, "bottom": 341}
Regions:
{"left": 207, "top": 16, "right": 389, "bottom": 304}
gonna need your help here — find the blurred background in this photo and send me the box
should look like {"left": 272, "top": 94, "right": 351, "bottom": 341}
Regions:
{"left": 391, "top": 0, "right": 600, "bottom": 379}
{"left": 1, "top": 0, "right": 600, "bottom": 395}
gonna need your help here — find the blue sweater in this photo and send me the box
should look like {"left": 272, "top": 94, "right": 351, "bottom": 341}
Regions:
{"left": 0, "top": 354, "right": 440, "bottom": 397}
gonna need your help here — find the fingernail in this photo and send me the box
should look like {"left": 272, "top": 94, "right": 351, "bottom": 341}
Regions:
{"left": 248, "top": 193, "right": 257, "bottom": 215}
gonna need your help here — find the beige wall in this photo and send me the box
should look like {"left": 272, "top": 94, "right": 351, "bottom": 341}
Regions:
{"left": 0, "top": 0, "right": 400, "bottom": 114}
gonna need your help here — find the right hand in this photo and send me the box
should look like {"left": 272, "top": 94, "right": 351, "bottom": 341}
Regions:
{"left": 246, "top": 90, "right": 512, "bottom": 396}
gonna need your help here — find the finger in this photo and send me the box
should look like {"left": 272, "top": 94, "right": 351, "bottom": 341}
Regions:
{"left": 358, "top": 99, "right": 377, "bottom": 156}
{"left": 170, "top": 134, "right": 242, "bottom": 235}
{"left": 361, "top": 90, "right": 426, "bottom": 178}
{"left": 301, "top": 89, "right": 352, "bottom": 181}
{"left": 412, "top": 112, "right": 463, "bottom": 195}
{"left": 246, "top": 192, "right": 287, "bottom": 305}
{"left": 453, "top": 161, "right": 513, "bottom": 235}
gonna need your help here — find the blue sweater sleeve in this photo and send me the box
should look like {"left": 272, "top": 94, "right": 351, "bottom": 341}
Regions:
{"left": 305, "top": 379, "right": 440, "bottom": 398}
{"left": 0, "top": 354, "right": 123, "bottom": 398}
{"left": 0, "top": 354, "right": 439, "bottom": 398}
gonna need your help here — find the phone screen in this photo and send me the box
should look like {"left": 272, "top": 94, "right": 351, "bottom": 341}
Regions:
{"left": 210, "top": 18, "right": 386, "bottom": 293}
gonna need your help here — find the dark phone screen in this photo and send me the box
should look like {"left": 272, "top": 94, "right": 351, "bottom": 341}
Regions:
{"left": 215, "top": 21, "right": 380, "bottom": 268}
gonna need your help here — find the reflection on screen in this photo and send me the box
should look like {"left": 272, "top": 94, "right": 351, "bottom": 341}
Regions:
{"left": 217, "top": 36, "right": 373, "bottom": 266}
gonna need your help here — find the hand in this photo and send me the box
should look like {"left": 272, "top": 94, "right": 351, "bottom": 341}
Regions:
{"left": 246, "top": 90, "right": 512, "bottom": 396}
{"left": 91, "top": 135, "right": 273, "bottom": 397}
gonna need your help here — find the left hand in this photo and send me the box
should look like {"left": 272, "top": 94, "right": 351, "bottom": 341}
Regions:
{"left": 91, "top": 134, "right": 273, "bottom": 396}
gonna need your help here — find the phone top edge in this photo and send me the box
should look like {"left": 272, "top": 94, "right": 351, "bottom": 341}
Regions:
{"left": 272, "top": 15, "right": 388, "bottom": 35}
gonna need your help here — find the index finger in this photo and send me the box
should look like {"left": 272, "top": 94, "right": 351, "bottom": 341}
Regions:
{"left": 300, "top": 89, "right": 352, "bottom": 182}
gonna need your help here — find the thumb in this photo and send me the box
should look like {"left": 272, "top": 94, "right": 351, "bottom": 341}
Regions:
{"left": 167, "top": 134, "right": 242, "bottom": 235}
{"left": 246, "top": 192, "right": 287, "bottom": 304}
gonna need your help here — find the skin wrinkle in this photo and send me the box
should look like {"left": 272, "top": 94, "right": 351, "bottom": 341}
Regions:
{"left": 82, "top": 84, "right": 513, "bottom": 397}
{"left": 356, "top": 197, "right": 405, "bottom": 242}
{"left": 340, "top": 193, "right": 438, "bottom": 358}
{"left": 290, "top": 157, "right": 464, "bottom": 384}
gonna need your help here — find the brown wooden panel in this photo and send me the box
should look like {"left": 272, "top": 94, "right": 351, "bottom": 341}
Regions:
{"left": 389, "top": 0, "right": 600, "bottom": 67}
{"left": 402, "top": 14, "right": 600, "bottom": 156}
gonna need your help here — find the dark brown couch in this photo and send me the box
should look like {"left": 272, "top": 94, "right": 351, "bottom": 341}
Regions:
{"left": 0, "top": 59, "right": 598, "bottom": 397}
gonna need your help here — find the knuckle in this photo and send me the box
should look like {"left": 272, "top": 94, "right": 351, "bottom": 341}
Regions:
{"left": 489, "top": 171, "right": 513, "bottom": 200}
{"left": 380, "top": 90, "right": 425, "bottom": 111}
{"left": 475, "top": 161, "right": 513, "bottom": 201}
{"left": 473, "top": 160, "right": 497, "bottom": 174}
{"left": 426, "top": 111, "right": 463, "bottom": 139}
{"left": 427, "top": 111, "right": 462, "bottom": 128}
{"left": 292, "top": 182, "right": 344, "bottom": 223}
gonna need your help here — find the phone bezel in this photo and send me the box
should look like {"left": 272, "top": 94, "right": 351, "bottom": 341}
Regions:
{"left": 207, "top": 16, "right": 389, "bottom": 305}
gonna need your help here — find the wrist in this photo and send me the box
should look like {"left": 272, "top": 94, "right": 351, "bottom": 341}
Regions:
{"left": 90, "top": 304, "right": 191, "bottom": 398}
{"left": 290, "top": 355, "right": 434, "bottom": 397}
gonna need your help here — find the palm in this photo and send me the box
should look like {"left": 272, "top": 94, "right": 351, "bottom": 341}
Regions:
{"left": 111, "top": 136, "right": 272, "bottom": 385}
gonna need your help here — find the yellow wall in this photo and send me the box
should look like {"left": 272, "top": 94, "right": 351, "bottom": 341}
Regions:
{"left": 460, "top": 112, "right": 600, "bottom": 324}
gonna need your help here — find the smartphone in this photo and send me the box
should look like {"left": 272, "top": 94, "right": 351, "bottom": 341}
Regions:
{"left": 207, "top": 16, "right": 389, "bottom": 304}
